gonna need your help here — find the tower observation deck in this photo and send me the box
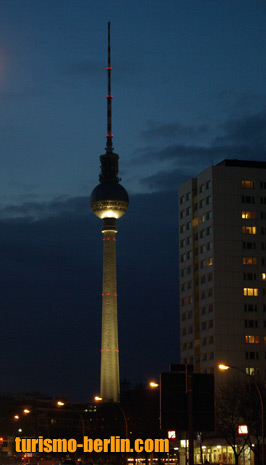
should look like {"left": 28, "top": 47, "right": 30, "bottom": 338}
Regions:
{"left": 90, "top": 23, "right": 129, "bottom": 403}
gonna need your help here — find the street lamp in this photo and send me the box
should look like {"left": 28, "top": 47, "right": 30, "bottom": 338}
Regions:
{"left": 149, "top": 381, "right": 159, "bottom": 388}
{"left": 218, "top": 363, "right": 264, "bottom": 465}
{"left": 94, "top": 396, "right": 128, "bottom": 438}
{"left": 56, "top": 401, "right": 85, "bottom": 436}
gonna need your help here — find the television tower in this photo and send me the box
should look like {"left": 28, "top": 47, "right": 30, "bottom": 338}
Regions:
{"left": 90, "top": 23, "right": 129, "bottom": 403}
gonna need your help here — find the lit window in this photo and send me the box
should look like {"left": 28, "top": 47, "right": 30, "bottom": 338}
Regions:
{"left": 262, "top": 273, "right": 266, "bottom": 280}
{"left": 246, "top": 367, "right": 257, "bottom": 375}
{"left": 243, "top": 257, "right": 257, "bottom": 265}
{"left": 245, "top": 335, "right": 260, "bottom": 343}
{"left": 207, "top": 257, "right": 213, "bottom": 266}
{"left": 242, "top": 226, "right": 257, "bottom": 234}
{"left": 242, "top": 211, "right": 256, "bottom": 219}
{"left": 264, "top": 336, "right": 266, "bottom": 344}
{"left": 243, "top": 288, "right": 259, "bottom": 296}
{"left": 242, "top": 180, "right": 255, "bottom": 189}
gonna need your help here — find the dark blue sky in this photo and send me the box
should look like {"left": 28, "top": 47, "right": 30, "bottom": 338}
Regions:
{"left": 0, "top": 0, "right": 266, "bottom": 400}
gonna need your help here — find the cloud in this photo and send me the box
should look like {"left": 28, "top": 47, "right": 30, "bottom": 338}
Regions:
{"left": 0, "top": 196, "right": 88, "bottom": 221}
{"left": 141, "top": 121, "right": 209, "bottom": 141}
{"left": 215, "top": 112, "right": 266, "bottom": 147}
{"left": 140, "top": 169, "right": 189, "bottom": 191}
{"left": 130, "top": 107, "right": 266, "bottom": 192}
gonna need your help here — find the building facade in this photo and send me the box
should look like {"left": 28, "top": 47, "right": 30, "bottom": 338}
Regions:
{"left": 179, "top": 159, "right": 266, "bottom": 379}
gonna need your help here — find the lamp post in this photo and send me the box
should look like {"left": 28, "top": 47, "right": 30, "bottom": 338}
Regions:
{"left": 57, "top": 401, "right": 85, "bottom": 436}
{"left": 94, "top": 396, "right": 128, "bottom": 438}
{"left": 149, "top": 381, "right": 159, "bottom": 389}
{"left": 219, "top": 364, "right": 264, "bottom": 465}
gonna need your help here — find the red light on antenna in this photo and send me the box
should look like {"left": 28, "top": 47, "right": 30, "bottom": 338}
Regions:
{"left": 106, "top": 66, "right": 112, "bottom": 70}
{"left": 106, "top": 95, "right": 113, "bottom": 98}
{"left": 106, "top": 134, "right": 114, "bottom": 138}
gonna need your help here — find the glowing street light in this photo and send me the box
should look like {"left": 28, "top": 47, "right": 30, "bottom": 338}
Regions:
{"left": 56, "top": 400, "right": 84, "bottom": 436}
{"left": 218, "top": 364, "right": 230, "bottom": 371}
{"left": 218, "top": 363, "right": 264, "bottom": 465}
{"left": 23, "top": 409, "right": 30, "bottom": 414}
{"left": 94, "top": 395, "right": 128, "bottom": 438}
{"left": 149, "top": 381, "right": 159, "bottom": 388}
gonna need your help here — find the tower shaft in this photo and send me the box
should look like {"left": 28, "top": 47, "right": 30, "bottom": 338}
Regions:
{"left": 100, "top": 219, "right": 119, "bottom": 402}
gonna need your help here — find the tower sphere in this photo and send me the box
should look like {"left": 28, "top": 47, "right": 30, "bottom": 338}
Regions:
{"left": 90, "top": 182, "right": 129, "bottom": 219}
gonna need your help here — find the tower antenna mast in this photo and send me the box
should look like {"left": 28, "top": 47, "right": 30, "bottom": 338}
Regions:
{"left": 106, "top": 21, "right": 113, "bottom": 153}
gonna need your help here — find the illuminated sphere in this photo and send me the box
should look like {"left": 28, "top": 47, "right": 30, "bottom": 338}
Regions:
{"left": 90, "top": 183, "right": 129, "bottom": 219}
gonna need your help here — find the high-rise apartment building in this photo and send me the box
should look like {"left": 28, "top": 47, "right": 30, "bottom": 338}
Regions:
{"left": 179, "top": 159, "right": 266, "bottom": 379}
